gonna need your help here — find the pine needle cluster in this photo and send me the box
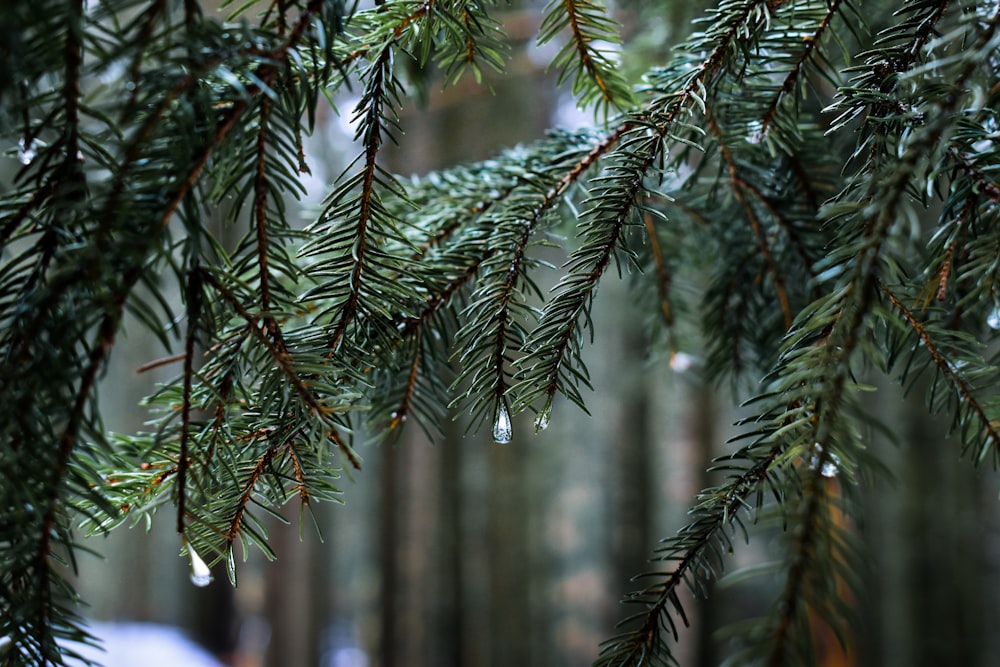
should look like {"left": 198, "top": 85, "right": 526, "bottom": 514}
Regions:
{"left": 1, "top": 0, "right": 999, "bottom": 665}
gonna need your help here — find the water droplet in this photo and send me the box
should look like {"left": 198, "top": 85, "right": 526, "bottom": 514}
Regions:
{"left": 17, "top": 138, "right": 35, "bottom": 165}
{"left": 492, "top": 399, "right": 512, "bottom": 444}
{"left": 226, "top": 546, "right": 237, "bottom": 587}
{"left": 809, "top": 443, "right": 841, "bottom": 478}
{"left": 745, "top": 120, "right": 765, "bottom": 145}
{"left": 186, "top": 539, "right": 213, "bottom": 587}
{"left": 0, "top": 635, "right": 11, "bottom": 653}
{"left": 669, "top": 351, "right": 694, "bottom": 372}
{"left": 988, "top": 307, "right": 1000, "bottom": 330}
{"left": 534, "top": 397, "right": 552, "bottom": 432}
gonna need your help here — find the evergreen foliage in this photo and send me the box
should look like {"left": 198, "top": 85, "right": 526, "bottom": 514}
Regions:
{"left": 1, "top": 0, "right": 999, "bottom": 664}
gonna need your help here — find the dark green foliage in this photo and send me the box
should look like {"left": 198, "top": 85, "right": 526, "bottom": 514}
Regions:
{"left": 1, "top": 0, "right": 999, "bottom": 665}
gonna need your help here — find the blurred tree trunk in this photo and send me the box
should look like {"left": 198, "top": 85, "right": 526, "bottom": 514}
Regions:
{"left": 607, "top": 322, "right": 655, "bottom": 631}
{"left": 436, "top": 422, "right": 467, "bottom": 667}
{"left": 857, "top": 380, "right": 999, "bottom": 667}
{"left": 690, "top": 382, "right": 719, "bottom": 667}
{"left": 378, "top": 443, "right": 401, "bottom": 667}
{"left": 895, "top": 389, "right": 987, "bottom": 666}
{"left": 263, "top": 514, "right": 316, "bottom": 665}
{"left": 488, "top": 433, "right": 533, "bottom": 667}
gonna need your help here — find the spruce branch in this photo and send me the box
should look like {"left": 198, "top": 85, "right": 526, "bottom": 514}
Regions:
{"left": 827, "top": 0, "right": 952, "bottom": 161}
{"left": 6, "top": 2, "right": 1000, "bottom": 665}
{"left": 320, "top": 46, "right": 397, "bottom": 354}
{"left": 518, "top": 0, "right": 776, "bottom": 415}
{"left": 538, "top": 0, "right": 634, "bottom": 114}
{"left": 756, "top": 0, "right": 848, "bottom": 140}
{"left": 947, "top": 145, "right": 1000, "bottom": 203}
{"left": 225, "top": 435, "right": 284, "bottom": 544}
{"left": 762, "top": 455, "right": 853, "bottom": 665}
{"left": 374, "top": 129, "right": 613, "bottom": 433}
{"left": 595, "top": 439, "right": 786, "bottom": 666}
{"left": 879, "top": 281, "right": 1000, "bottom": 465}
{"left": 387, "top": 328, "right": 424, "bottom": 431}
{"left": 254, "top": 97, "right": 284, "bottom": 346}
{"left": 598, "top": 5, "right": 1000, "bottom": 663}
{"left": 450, "top": 131, "right": 614, "bottom": 426}
{"left": 177, "top": 267, "right": 202, "bottom": 535}
{"left": 200, "top": 269, "right": 362, "bottom": 469}
{"left": 642, "top": 209, "right": 674, "bottom": 329}
{"left": 33, "top": 286, "right": 125, "bottom": 667}
{"left": 723, "top": 8, "right": 1000, "bottom": 661}
{"left": 708, "top": 114, "right": 793, "bottom": 328}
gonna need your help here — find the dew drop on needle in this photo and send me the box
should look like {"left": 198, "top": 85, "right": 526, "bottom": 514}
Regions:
{"left": 493, "top": 399, "right": 512, "bottom": 444}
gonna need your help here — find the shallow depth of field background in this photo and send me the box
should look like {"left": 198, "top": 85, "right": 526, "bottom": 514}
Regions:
{"left": 68, "top": 2, "right": 1000, "bottom": 666}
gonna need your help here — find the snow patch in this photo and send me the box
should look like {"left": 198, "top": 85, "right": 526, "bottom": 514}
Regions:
{"left": 71, "top": 622, "right": 225, "bottom": 667}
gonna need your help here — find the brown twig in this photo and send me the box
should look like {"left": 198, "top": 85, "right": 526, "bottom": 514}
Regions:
{"left": 201, "top": 270, "right": 362, "bottom": 469}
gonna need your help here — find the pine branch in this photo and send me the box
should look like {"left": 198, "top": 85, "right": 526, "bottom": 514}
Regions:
{"left": 6, "top": 2, "right": 1000, "bottom": 666}
{"left": 254, "top": 97, "right": 284, "bottom": 346}
{"left": 756, "top": 0, "right": 852, "bottom": 142}
{"left": 595, "top": 439, "right": 786, "bottom": 666}
{"left": 827, "top": 0, "right": 952, "bottom": 163}
{"left": 200, "top": 269, "right": 362, "bottom": 469}
{"left": 708, "top": 114, "right": 793, "bottom": 328}
{"left": 177, "top": 267, "right": 202, "bottom": 535}
{"left": 538, "top": 0, "right": 634, "bottom": 114}
{"left": 721, "top": 8, "right": 1000, "bottom": 662}
{"left": 518, "top": 0, "right": 775, "bottom": 416}
{"left": 880, "top": 281, "right": 1000, "bottom": 465}
{"left": 371, "top": 129, "right": 612, "bottom": 435}
{"left": 450, "top": 131, "right": 615, "bottom": 430}
{"left": 225, "top": 436, "right": 284, "bottom": 544}
{"left": 324, "top": 46, "right": 395, "bottom": 354}
{"left": 947, "top": 145, "right": 1000, "bottom": 203}
{"left": 763, "top": 460, "right": 843, "bottom": 666}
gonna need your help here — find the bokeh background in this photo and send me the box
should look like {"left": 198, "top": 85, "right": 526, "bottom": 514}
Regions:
{"left": 67, "top": 1, "right": 1000, "bottom": 666}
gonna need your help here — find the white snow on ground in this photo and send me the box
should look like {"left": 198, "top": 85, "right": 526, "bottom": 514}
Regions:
{"left": 70, "top": 622, "right": 225, "bottom": 667}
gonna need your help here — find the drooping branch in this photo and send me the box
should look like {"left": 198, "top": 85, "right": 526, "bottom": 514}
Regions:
{"left": 765, "top": 451, "right": 840, "bottom": 665}
{"left": 522, "top": 0, "right": 774, "bottom": 410}
{"left": 177, "top": 267, "right": 202, "bottom": 535}
{"left": 712, "top": 115, "right": 793, "bottom": 328}
{"left": 253, "top": 97, "right": 287, "bottom": 349}
{"left": 538, "top": 0, "right": 633, "bottom": 112}
{"left": 202, "top": 270, "right": 362, "bottom": 469}
{"left": 595, "top": 440, "right": 786, "bottom": 666}
{"left": 226, "top": 437, "right": 284, "bottom": 543}
{"left": 880, "top": 281, "right": 1000, "bottom": 462}
{"left": 324, "top": 46, "right": 395, "bottom": 354}
{"left": 758, "top": 0, "right": 846, "bottom": 138}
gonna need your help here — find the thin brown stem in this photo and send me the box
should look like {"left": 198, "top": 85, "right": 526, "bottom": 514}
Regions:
{"left": 758, "top": 0, "right": 844, "bottom": 138}
{"left": 711, "top": 115, "right": 793, "bottom": 328}
{"left": 177, "top": 267, "right": 202, "bottom": 535}
{"left": 226, "top": 439, "right": 283, "bottom": 542}
{"left": 642, "top": 210, "right": 673, "bottom": 329}
{"left": 563, "top": 0, "right": 612, "bottom": 101}
{"left": 617, "top": 442, "right": 785, "bottom": 663}
{"left": 881, "top": 281, "right": 1000, "bottom": 451}
{"left": 327, "top": 46, "right": 393, "bottom": 354}
{"left": 201, "top": 270, "right": 362, "bottom": 469}
{"left": 254, "top": 97, "right": 286, "bottom": 349}
{"left": 390, "top": 328, "right": 423, "bottom": 429}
